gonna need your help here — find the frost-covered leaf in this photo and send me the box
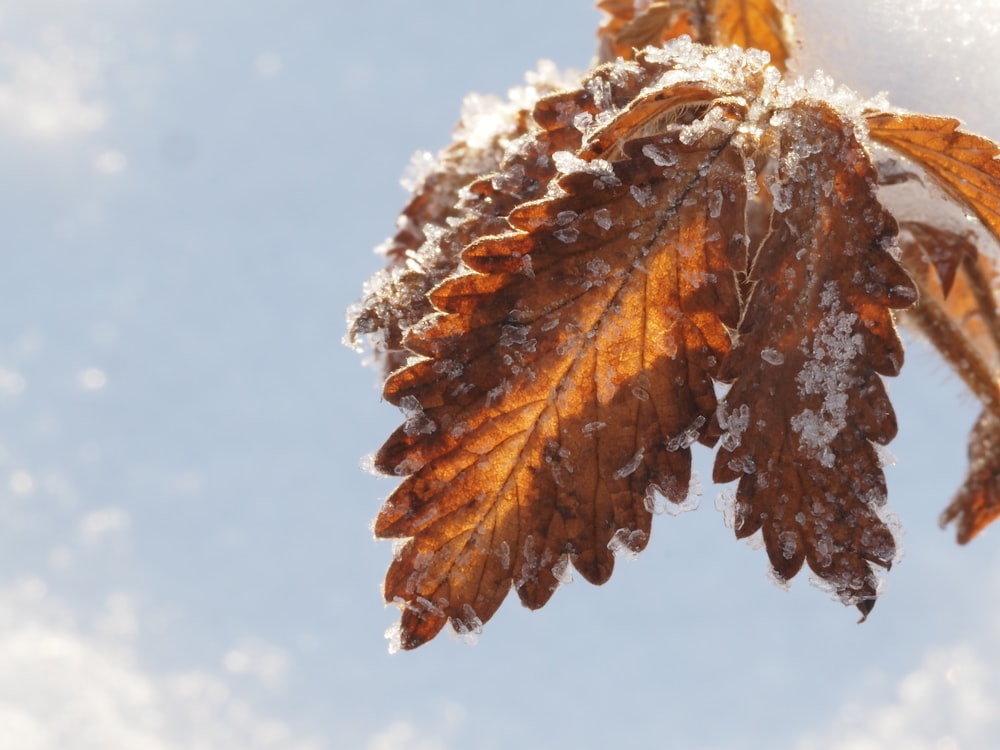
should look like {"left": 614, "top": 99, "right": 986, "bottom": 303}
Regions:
{"left": 347, "top": 71, "right": 578, "bottom": 373}
{"left": 712, "top": 102, "right": 915, "bottom": 617}
{"left": 867, "top": 113, "right": 1000, "bottom": 245}
{"left": 374, "top": 92, "right": 748, "bottom": 649}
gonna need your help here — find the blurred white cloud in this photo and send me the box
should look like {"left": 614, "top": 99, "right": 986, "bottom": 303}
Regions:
{"left": 364, "top": 702, "right": 464, "bottom": 750}
{"left": 0, "top": 39, "right": 106, "bottom": 138}
{"left": 78, "top": 507, "right": 130, "bottom": 546}
{"left": 366, "top": 722, "right": 447, "bottom": 750}
{"left": 222, "top": 637, "right": 290, "bottom": 691}
{"left": 797, "top": 605, "right": 1000, "bottom": 749}
{"left": 0, "top": 583, "right": 325, "bottom": 750}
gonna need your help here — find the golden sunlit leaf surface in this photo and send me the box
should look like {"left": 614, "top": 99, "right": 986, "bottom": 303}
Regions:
{"left": 376, "top": 96, "right": 747, "bottom": 649}
{"left": 359, "top": 40, "right": 929, "bottom": 647}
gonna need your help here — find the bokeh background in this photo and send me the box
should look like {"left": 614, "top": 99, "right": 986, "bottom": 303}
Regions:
{"left": 1, "top": 1, "right": 999, "bottom": 748}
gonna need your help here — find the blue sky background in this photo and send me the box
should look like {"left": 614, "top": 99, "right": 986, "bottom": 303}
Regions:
{"left": 1, "top": 1, "right": 999, "bottom": 748}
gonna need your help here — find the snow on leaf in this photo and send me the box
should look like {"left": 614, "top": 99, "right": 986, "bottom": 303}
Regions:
{"left": 712, "top": 102, "right": 915, "bottom": 618}
{"left": 348, "top": 70, "right": 578, "bottom": 373}
{"left": 372, "top": 96, "right": 746, "bottom": 649}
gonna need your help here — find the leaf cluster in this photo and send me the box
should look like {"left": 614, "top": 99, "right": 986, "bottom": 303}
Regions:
{"left": 348, "top": 0, "right": 1000, "bottom": 649}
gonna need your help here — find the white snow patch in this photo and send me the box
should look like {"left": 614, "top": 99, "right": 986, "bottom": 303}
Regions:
{"left": 790, "top": 282, "right": 863, "bottom": 467}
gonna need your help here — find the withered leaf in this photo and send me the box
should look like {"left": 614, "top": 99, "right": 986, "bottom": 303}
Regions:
{"left": 712, "top": 102, "right": 915, "bottom": 617}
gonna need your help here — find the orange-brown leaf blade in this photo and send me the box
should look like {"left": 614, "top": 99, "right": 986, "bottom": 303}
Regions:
{"left": 867, "top": 112, "right": 1000, "bottom": 247}
{"left": 714, "top": 102, "right": 915, "bottom": 616}
{"left": 376, "top": 107, "right": 747, "bottom": 648}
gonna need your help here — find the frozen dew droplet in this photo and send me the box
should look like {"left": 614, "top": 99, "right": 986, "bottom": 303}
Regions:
{"left": 593, "top": 208, "right": 613, "bottom": 230}
{"left": 760, "top": 348, "right": 785, "bottom": 365}
{"left": 452, "top": 605, "right": 484, "bottom": 646}
{"left": 629, "top": 184, "right": 656, "bottom": 207}
{"left": 551, "top": 555, "right": 574, "bottom": 585}
{"left": 385, "top": 621, "right": 403, "bottom": 655}
{"left": 641, "top": 142, "right": 678, "bottom": 168}
{"left": 554, "top": 227, "right": 579, "bottom": 244}
{"left": 607, "top": 528, "right": 646, "bottom": 561}
{"left": 613, "top": 448, "right": 644, "bottom": 479}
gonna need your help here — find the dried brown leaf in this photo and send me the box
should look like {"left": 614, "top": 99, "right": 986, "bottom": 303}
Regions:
{"left": 374, "top": 100, "right": 747, "bottom": 649}
{"left": 898, "top": 222, "right": 1000, "bottom": 369}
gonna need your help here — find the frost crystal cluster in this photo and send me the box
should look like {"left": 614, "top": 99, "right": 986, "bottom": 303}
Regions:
{"left": 348, "top": 0, "right": 1000, "bottom": 649}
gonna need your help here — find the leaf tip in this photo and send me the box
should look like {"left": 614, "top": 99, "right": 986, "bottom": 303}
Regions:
{"left": 855, "top": 597, "right": 876, "bottom": 623}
